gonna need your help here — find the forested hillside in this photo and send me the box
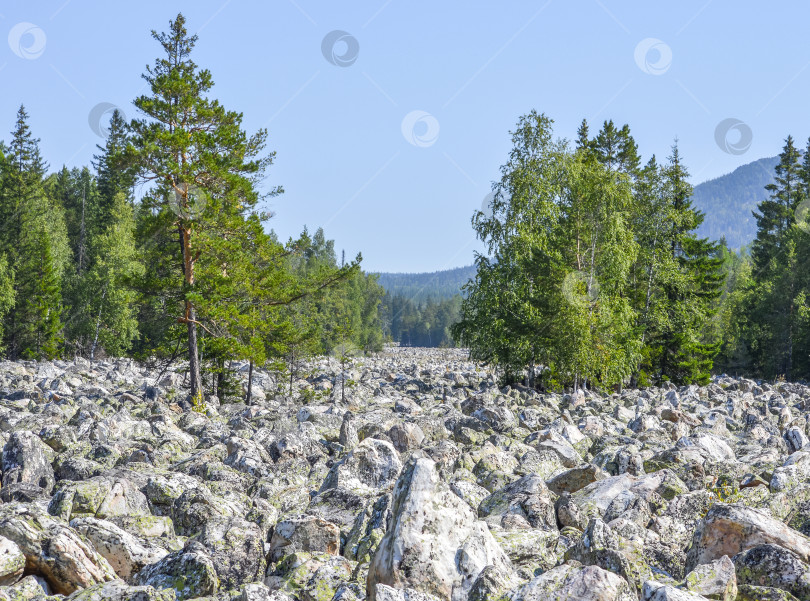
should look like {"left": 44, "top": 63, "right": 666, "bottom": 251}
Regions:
{"left": 692, "top": 156, "right": 778, "bottom": 249}
{"left": 375, "top": 265, "right": 475, "bottom": 302}
{"left": 375, "top": 266, "right": 473, "bottom": 348}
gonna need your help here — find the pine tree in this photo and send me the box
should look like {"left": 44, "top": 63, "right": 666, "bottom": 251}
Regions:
{"left": 752, "top": 135, "right": 803, "bottom": 271}
{"left": 592, "top": 120, "right": 640, "bottom": 175}
{"left": 127, "top": 14, "right": 278, "bottom": 399}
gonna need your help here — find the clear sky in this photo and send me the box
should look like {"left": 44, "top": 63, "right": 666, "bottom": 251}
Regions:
{"left": 2, "top": 1, "right": 809, "bottom": 272}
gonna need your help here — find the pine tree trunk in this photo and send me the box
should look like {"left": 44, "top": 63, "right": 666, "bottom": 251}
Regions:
{"left": 187, "top": 302, "right": 202, "bottom": 399}
{"left": 179, "top": 222, "right": 201, "bottom": 402}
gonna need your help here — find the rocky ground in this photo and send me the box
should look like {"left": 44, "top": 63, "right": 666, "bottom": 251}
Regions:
{"left": 0, "top": 348, "right": 809, "bottom": 601}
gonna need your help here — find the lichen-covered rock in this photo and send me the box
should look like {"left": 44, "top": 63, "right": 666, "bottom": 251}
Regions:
{"left": 733, "top": 543, "right": 810, "bottom": 600}
{"left": 0, "top": 574, "right": 50, "bottom": 601}
{"left": 367, "top": 458, "right": 516, "bottom": 601}
{"left": 684, "top": 555, "right": 736, "bottom": 601}
{"left": 374, "top": 584, "right": 442, "bottom": 601}
{"left": 641, "top": 581, "right": 711, "bottom": 600}
{"left": 546, "top": 463, "right": 607, "bottom": 495}
{"left": 2, "top": 431, "right": 55, "bottom": 495}
{"left": 686, "top": 504, "right": 810, "bottom": 572}
{"left": 70, "top": 517, "right": 167, "bottom": 580}
{"left": 264, "top": 552, "right": 353, "bottom": 601}
{"left": 511, "top": 563, "right": 635, "bottom": 601}
{"left": 133, "top": 542, "right": 219, "bottom": 601}
{"left": 736, "top": 584, "right": 800, "bottom": 600}
{"left": 196, "top": 516, "right": 265, "bottom": 590}
{"left": 0, "top": 504, "right": 117, "bottom": 594}
{"left": 319, "top": 438, "right": 402, "bottom": 495}
{"left": 240, "top": 582, "right": 293, "bottom": 601}
{"left": 268, "top": 516, "right": 340, "bottom": 564}
{"left": 66, "top": 580, "right": 177, "bottom": 601}
{"left": 565, "top": 518, "right": 650, "bottom": 594}
{"left": 0, "top": 536, "right": 25, "bottom": 586}
{"left": 478, "top": 474, "right": 557, "bottom": 530}
{"left": 49, "top": 477, "right": 151, "bottom": 523}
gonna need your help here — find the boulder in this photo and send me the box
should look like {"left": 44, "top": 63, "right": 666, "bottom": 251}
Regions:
{"left": 2, "top": 431, "right": 55, "bottom": 495}
{"left": 134, "top": 542, "right": 218, "bottom": 601}
{"left": 268, "top": 515, "right": 340, "bottom": 564}
{"left": 367, "top": 458, "right": 515, "bottom": 601}
{"left": 733, "top": 543, "right": 810, "bottom": 600}
{"left": 70, "top": 517, "right": 167, "bottom": 581}
{"left": 511, "top": 563, "right": 635, "bottom": 601}
{"left": 0, "top": 504, "right": 117, "bottom": 594}
{"left": 686, "top": 504, "right": 810, "bottom": 571}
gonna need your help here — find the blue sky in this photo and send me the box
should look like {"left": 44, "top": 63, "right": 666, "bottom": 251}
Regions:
{"left": 2, "top": 1, "right": 809, "bottom": 272}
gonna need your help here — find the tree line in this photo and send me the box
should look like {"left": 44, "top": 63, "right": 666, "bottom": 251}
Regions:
{"left": 381, "top": 293, "right": 460, "bottom": 348}
{"left": 0, "top": 14, "right": 384, "bottom": 403}
{"left": 453, "top": 112, "right": 725, "bottom": 389}
{"left": 455, "top": 112, "right": 810, "bottom": 389}
{"left": 716, "top": 135, "right": 810, "bottom": 380}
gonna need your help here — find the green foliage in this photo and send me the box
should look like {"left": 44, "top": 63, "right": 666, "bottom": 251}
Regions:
{"left": 0, "top": 106, "right": 69, "bottom": 359}
{"left": 454, "top": 113, "right": 723, "bottom": 389}
{"left": 381, "top": 293, "right": 461, "bottom": 347}
{"left": 0, "top": 15, "right": 384, "bottom": 407}
{"left": 0, "top": 255, "right": 13, "bottom": 353}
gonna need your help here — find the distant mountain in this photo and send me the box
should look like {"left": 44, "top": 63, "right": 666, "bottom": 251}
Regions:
{"left": 692, "top": 156, "right": 778, "bottom": 250}
{"left": 375, "top": 265, "right": 475, "bottom": 302}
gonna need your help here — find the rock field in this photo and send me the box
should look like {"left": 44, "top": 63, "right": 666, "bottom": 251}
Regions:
{"left": 0, "top": 347, "right": 809, "bottom": 601}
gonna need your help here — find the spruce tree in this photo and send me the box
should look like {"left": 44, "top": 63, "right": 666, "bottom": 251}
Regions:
{"left": 0, "top": 106, "right": 69, "bottom": 358}
{"left": 94, "top": 109, "right": 135, "bottom": 228}
{"left": 752, "top": 135, "right": 803, "bottom": 272}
